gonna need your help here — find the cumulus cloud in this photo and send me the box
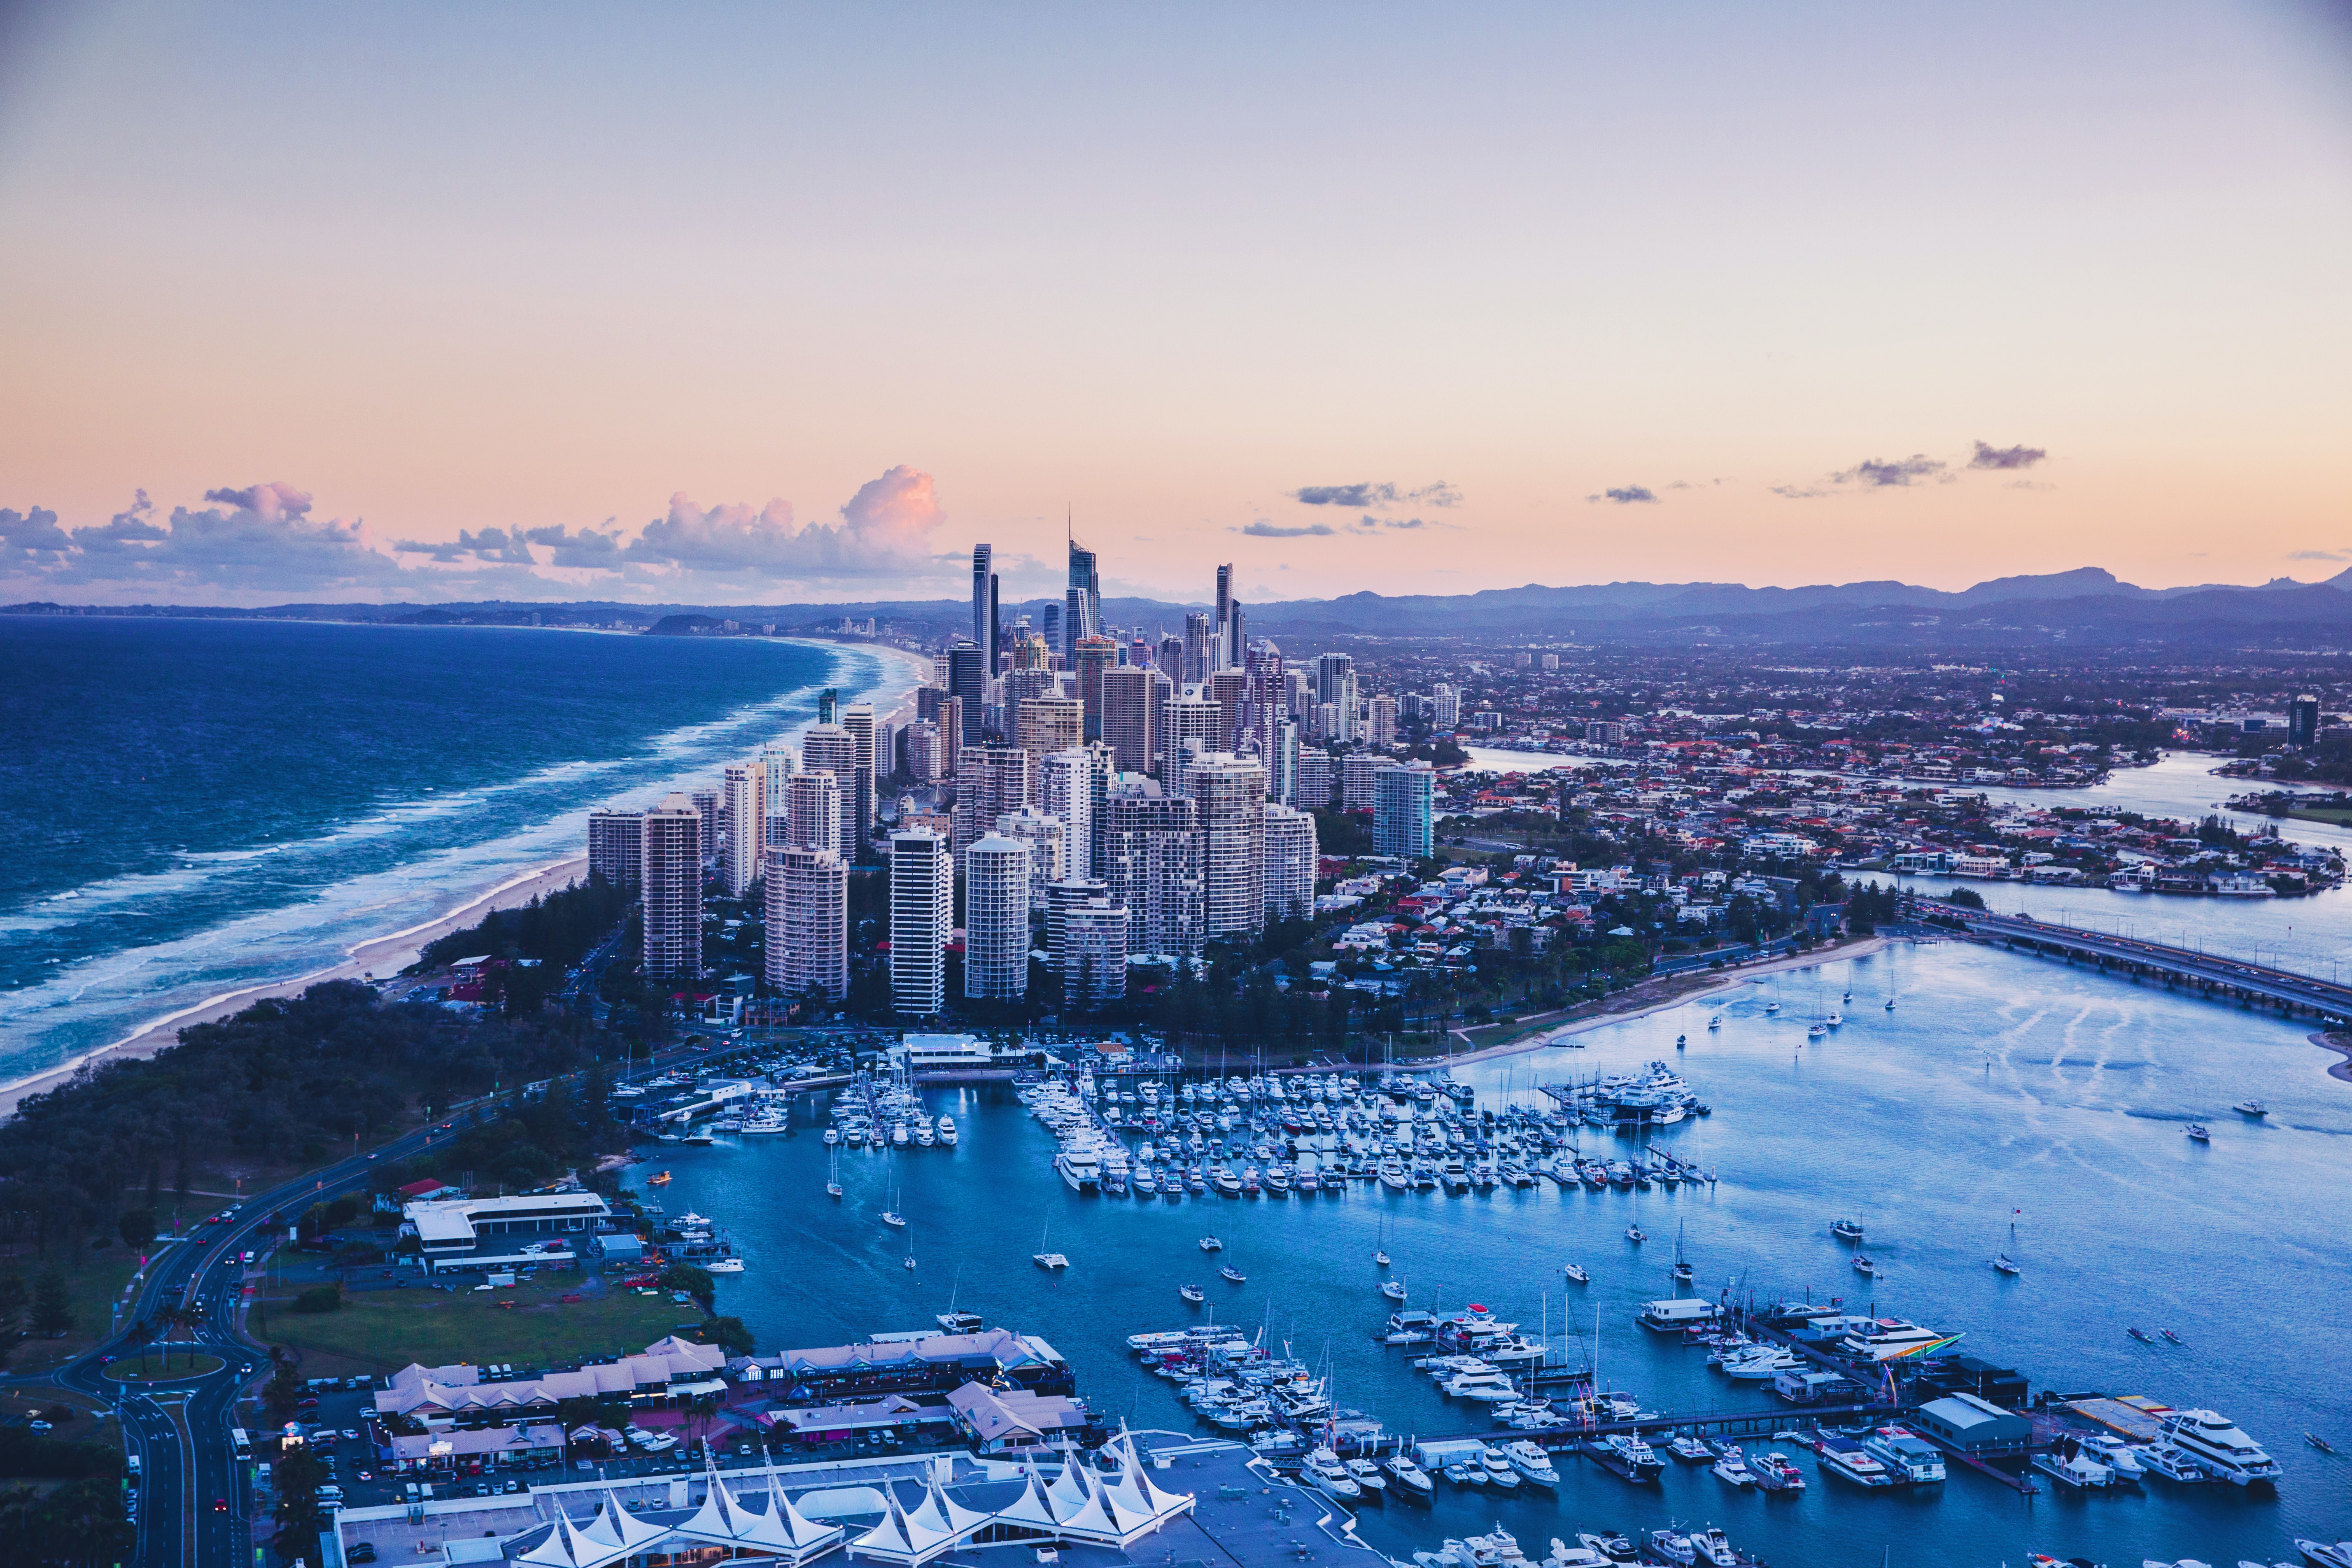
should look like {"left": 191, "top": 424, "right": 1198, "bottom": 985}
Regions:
{"left": 68, "top": 491, "right": 169, "bottom": 556}
{"left": 1292, "top": 480, "right": 1462, "bottom": 509}
{"left": 3, "top": 481, "right": 408, "bottom": 592}
{"left": 0, "top": 505, "right": 73, "bottom": 567}
{"left": 523, "top": 523, "right": 625, "bottom": 570}
{"left": 625, "top": 465, "right": 948, "bottom": 579}
{"left": 1238, "top": 520, "right": 1336, "bottom": 537}
{"left": 1969, "top": 440, "right": 2048, "bottom": 471}
{"left": 1832, "top": 454, "right": 1947, "bottom": 487}
{"left": 394, "top": 526, "right": 539, "bottom": 565}
{"left": 1586, "top": 486, "right": 1658, "bottom": 505}
{"left": 201, "top": 481, "right": 315, "bottom": 519}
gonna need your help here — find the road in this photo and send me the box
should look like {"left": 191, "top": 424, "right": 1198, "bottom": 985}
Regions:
{"left": 1962, "top": 910, "right": 2352, "bottom": 1022}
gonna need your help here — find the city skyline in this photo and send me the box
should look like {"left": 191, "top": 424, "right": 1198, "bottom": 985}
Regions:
{"left": 4, "top": 5, "right": 2350, "bottom": 605}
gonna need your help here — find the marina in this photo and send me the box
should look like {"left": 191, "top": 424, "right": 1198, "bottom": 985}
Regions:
{"left": 628, "top": 937, "right": 2352, "bottom": 1567}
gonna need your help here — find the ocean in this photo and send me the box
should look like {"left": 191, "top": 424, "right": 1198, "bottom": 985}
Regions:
{"left": 0, "top": 616, "right": 895, "bottom": 1088}
{"left": 650, "top": 941, "right": 2352, "bottom": 1568}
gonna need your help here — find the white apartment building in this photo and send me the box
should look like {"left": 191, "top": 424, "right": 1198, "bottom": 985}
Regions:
{"left": 962, "top": 835, "right": 1032, "bottom": 1001}
{"left": 780, "top": 770, "right": 841, "bottom": 856}
{"left": 587, "top": 808, "right": 641, "bottom": 890}
{"left": 641, "top": 794, "right": 703, "bottom": 978}
{"left": 800, "top": 723, "right": 862, "bottom": 860}
{"left": 888, "top": 829, "right": 953, "bottom": 1017}
{"left": 1039, "top": 749, "right": 1095, "bottom": 881}
{"left": 1261, "top": 802, "right": 1318, "bottom": 923}
{"left": 1058, "top": 898, "right": 1128, "bottom": 1007}
{"left": 1190, "top": 752, "right": 1267, "bottom": 941}
{"left": 993, "top": 807, "right": 1066, "bottom": 910}
{"left": 722, "top": 762, "right": 764, "bottom": 899}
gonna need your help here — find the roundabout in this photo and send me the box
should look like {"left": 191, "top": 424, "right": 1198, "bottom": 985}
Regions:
{"left": 103, "top": 1351, "right": 226, "bottom": 1383}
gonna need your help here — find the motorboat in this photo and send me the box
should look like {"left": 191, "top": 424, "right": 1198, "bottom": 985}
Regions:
{"left": 1220, "top": 1265, "right": 1246, "bottom": 1284}
{"left": 1648, "top": 1531, "right": 1696, "bottom": 1567}
{"left": 1830, "top": 1218, "right": 1864, "bottom": 1242}
{"left": 1601, "top": 1434, "right": 1665, "bottom": 1480}
{"left": 2160, "top": 1409, "right": 2282, "bottom": 1486}
{"left": 935, "top": 1310, "right": 983, "bottom": 1332}
{"left": 1441, "top": 1462, "right": 1483, "bottom": 1487}
{"left": 1382, "top": 1279, "right": 1409, "bottom": 1302}
{"left": 1179, "top": 1284, "right": 1205, "bottom": 1305}
{"left": 2233, "top": 1097, "right": 2268, "bottom": 1117}
{"left": 1303, "top": 1447, "right": 1360, "bottom": 1500}
{"left": 1382, "top": 1453, "right": 1435, "bottom": 1499}
{"left": 1199, "top": 1235, "right": 1223, "bottom": 1251}
{"left": 1668, "top": 1433, "right": 1713, "bottom": 1463}
{"left": 1344, "top": 1457, "right": 1387, "bottom": 1494}
{"left": 1443, "top": 1369, "right": 1522, "bottom": 1402}
{"left": 1862, "top": 1426, "right": 1946, "bottom": 1484}
{"left": 1814, "top": 1433, "right": 1895, "bottom": 1486}
{"left": 1576, "top": 1533, "right": 1637, "bottom": 1564}
{"left": 1688, "top": 1528, "right": 1738, "bottom": 1568}
{"left": 2138, "top": 1442, "right": 2207, "bottom": 1483}
{"left": 2186, "top": 1123, "right": 2210, "bottom": 1143}
{"left": 1502, "top": 1440, "right": 1558, "bottom": 1486}
{"left": 1563, "top": 1263, "right": 1589, "bottom": 1284}
{"left": 2031, "top": 1446, "right": 2116, "bottom": 1489}
{"left": 1852, "top": 1253, "right": 1877, "bottom": 1276}
{"left": 1748, "top": 1452, "right": 1806, "bottom": 1491}
{"left": 2078, "top": 1434, "right": 2145, "bottom": 1480}
{"left": 1825, "top": 1012, "right": 1843, "bottom": 1027}
{"left": 1478, "top": 1447, "right": 1521, "bottom": 1489}
{"left": 1721, "top": 1349, "right": 1800, "bottom": 1382}
{"left": 2293, "top": 1541, "right": 2352, "bottom": 1568}
{"left": 1711, "top": 1449, "right": 1755, "bottom": 1487}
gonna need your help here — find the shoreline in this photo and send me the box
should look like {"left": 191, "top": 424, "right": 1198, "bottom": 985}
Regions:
{"left": 2, "top": 637, "right": 930, "bottom": 1123}
{"left": 1434, "top": 936, "right": 1896, "bottom": 1069}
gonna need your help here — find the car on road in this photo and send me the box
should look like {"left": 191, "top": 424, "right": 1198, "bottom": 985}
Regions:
{"left": 28, "top": 1419, "right": 50, "bottom": 1433}
{"left": 355, "top": 1470, "right": 373, "bottom": 1482}
{"left": 239, "top": 1250, "right": 255, "bottom": 1264}
{"left": 213, "top": 1498, "right": 229, "bottom": 1512}
{"left": 342, "top": 1428, "right": 360, "bottom": 1441}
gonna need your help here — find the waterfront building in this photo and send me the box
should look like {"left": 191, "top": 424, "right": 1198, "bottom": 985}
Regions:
{"left": 947, "top": 638, "right": 987, "bottom": 745}
{"left": 641, "top": 794, "right": 703, "bottom": 978}
{"left": 1058, "top": 896, "right": 1128, "bottom": 1007}
{"left": 2291, "top": 692, "right": 2320, "bottom": 748}
{"left": 841, "top": 703, "right": 877, "bottom": 848}
{"left": 1016, "top": 695, "right": 1084, "bottom": 762}
{"left": 1038, "top": 748, "right": 1096, "bottom": 881}
{"left": 1099, "top": 786, "right": 1203, "bottom": 962}
{"left": 962, "top": 835, "right": 1032, "bottom": 1001}
{"left": 764, "top": 844, "right": 848, "bottom": 1001}
{"left": 780, "top": 769, "right": 842, "bottom": 858}
{"left": 953, "top": 744, "right": 1030, "bottom": 864}
{"left": 722, "top": 762, "right": 764, "bottom": 898}
{"left": 1342, "top": 751, "right": 1394, "bottom": 811}
{"left": 799, "top": 724, "right": 862, "bottom": 860}
{"left": 1261, "top": 802, "right": 1318, "bottom": 922}
{"left": 1044, "top": 877, "right": 1109, "bottom": 966}
{"left": 1587, "top": 719, "right": 1626, "bottom": 743}
{"left": 1189, "top": 751, "right": 1266, "bottom": 940}
{"left": 1100, "top": 664, "right": 1157, "bottom": 774}
{"left": 1374, "top": 759, "right": 1436, "bottom": 860}
{"left": 994, "top": 807, "right": 1067, "bottom": 909}
{"left": 889, "top": 829, "right": 952, "bottom": 1017}
{"left": 587, "top": 808, "right": 641, "bottom": 890}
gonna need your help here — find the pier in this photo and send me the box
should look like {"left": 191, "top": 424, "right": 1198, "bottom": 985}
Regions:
{"left": 1960, "top": 911, "right": 2352, "bottom": 1024}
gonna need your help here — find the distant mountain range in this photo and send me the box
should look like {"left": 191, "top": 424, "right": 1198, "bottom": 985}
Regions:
{"left": 16, "top": 565, "right": 2352, "bottom": 649}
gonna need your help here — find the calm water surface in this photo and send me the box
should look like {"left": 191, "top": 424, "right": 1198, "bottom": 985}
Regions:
{"left": 656, "top": 941, "right": 2352, "bottom": 1568}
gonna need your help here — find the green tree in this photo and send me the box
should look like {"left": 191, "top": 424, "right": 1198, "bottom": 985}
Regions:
{"left": 29, "top": 1270, "right": 69, "bottom": 1338}
{"left": 117, "top": 1209, "right": 158, "bottom": 1255}
{"left": 658, "top": 1264, "right": 716, "bottom": 1314}
{"left": 692, "top": 1315, "right": 754, "bottom": 1357}
{"left": 264, "top": 1359, "right": 302, "bottom": 1424}
{"left": 0, "top": 1271, "right": 27, "bottom": 1347}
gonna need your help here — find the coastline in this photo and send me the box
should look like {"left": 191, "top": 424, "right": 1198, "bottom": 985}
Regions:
{"left": 1, "top": 636, "right": 931, "bottom": 1123}
{"left": 1435, "top": 936, "right": 1895, "bottom": 1068}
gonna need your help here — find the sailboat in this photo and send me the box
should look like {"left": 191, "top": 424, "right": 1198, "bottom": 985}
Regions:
{"left": 825, "top": 1145, "right": 842, "bottom": 1201}
{"left": 1626, "top": 1192, "right": 1646, "bottom": 1244}
{"left": 902, "top": 1220, "right": 916, "bottom": 1271}
{"left": 1380, "top": 1274, "right": 1408, "bottom": 1302}
{"left": 881, "top": 1178, "right": 905, "bottom": 1228}
{"left": 1671, "top": 1221, "right": 1694, "bottom": 1285}
{"left": 935, "top": 1268, "right": 982, "bottom": 1332}
{"left": 1993, "top": 1216, "right": 2022, "bottom": 1276}
{"left": 1374, "top": 1216, "right": 1390, "bottom": 1268}
{"left": 1031, "top": 1219, "right": 1068, "bottom": 1270}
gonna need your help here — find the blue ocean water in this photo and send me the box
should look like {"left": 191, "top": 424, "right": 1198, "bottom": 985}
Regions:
{"left": 0, "top": 616, "right": 893, "bottom": 1086}
{"left": 651, "top": 941, "right": 2352, "bottom": 1568}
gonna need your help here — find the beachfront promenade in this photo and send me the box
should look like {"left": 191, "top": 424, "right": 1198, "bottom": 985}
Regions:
{"left": 1960, "top": 910, "right": 2352, "bottom": 1025}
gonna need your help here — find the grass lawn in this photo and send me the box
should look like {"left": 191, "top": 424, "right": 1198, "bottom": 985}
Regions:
{"left": 258, "top": 1277, "right": 699, "bottom": 1375}
{"left": 2284, "top": 806, "right": 2352, "bottom": 825}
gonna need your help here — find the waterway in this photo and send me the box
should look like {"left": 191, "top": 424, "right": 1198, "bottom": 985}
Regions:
{"left": 648, "top": 938, "right": 2352, "bottom": 1567}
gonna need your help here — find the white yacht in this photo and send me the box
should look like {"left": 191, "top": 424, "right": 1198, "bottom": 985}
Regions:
{"left": 1835, "top": 1318, "right": 1949, "bottom": 1359}
{"left": 1303, "top": 1447, "right": 1361, "bottom": 1500}
{"left": 1441, "top": 1368, "right": 1521, "bottom": 1402}
{"left": 1054, "top": 1136, "right": 1103, "bottom": 1193}
{"left": 1861, "top": 1426, "right": 1945, "bottom": 1484}
{"left": 2160, "top": 1409, "right": 2282, "bottom": 1485}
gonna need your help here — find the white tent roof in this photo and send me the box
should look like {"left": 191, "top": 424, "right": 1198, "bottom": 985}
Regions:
{"left": 991, "top": 1456, "right": 1062, "bottom": 1533}
{"left": 1044, "top": 1451, "right": 1093, "bottom": 1521}
{"left": 768, "top": 1470, "right": 846, "bottom": 1552}
{"left": 583, "top": 1491, "right": 669, "bottom": 1555}
{"left": 908, "top": 1472, "right": 991, "bottom": 1540}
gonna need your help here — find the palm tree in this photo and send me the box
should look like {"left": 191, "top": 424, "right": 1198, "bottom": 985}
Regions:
{"left": 169, "top": 1303, "right": 204, "bottom": 1371}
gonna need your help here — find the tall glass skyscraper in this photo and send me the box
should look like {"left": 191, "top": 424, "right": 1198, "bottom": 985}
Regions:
{"left": 1065, "top": 538, "right": 1100, "bottom": 660}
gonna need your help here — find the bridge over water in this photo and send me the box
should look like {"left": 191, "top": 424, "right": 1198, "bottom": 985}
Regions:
{"left": 1960, "top": 911, "right": 2352, "bottom": 1025}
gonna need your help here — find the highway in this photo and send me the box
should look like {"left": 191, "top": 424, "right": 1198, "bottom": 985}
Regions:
{"left": 1961, "top": 910, "right": 2352, "bottom": 1023}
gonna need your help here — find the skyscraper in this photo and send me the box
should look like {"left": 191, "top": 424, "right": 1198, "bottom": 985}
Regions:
{"left": 1016, "top": 696, "right": 1084, "bottom": 762}
{"left": 1315, "top": 652, "right": 1354, "bottom": 712}
{"left": 641, "top": 794, "right": 703, "bottom": 978}
{"left": 1268, "top": 720, "right": 1299, "bottom": 808}
{"left": 1261, "top": 802, "right": 1319, "bottom": 923}
{"left": 1342, "top": 751, "right": 1393, "bottom": 811}
{"left": 721, "top": 762, "right": 763, "bottom": 898}
{"left": 1099, "top": 664, "right": 1157, "bottom": 775}
{"left": 761, "top": 744, "right": 797, "bottom": 843}
{"left": 1295, "top": 749, "right": 1336, "bottom": 808}
{"left": 906, "top": 720, "right": 944, "bottom": 782}
{"left": 1039, "top": 748, "right": 1096, "bottom": 882}
{"left": 2291, "top": 693, "right": 2321, "bottom": 748}
{"left": 781, "top": 770, "right": 842, "bottom": 856}
{"left": 1156, "top": 633, "right": 1184, "bottom": 683}
{"left": 1213, "top": 564, "right": 1233, "bottom": 671}
{"left": 799, "top": 723, "right": 861, "bottom": 861}
{"left": 1190, "top": 752, "right": 1267, "bottom": 940}
{"left": 1065, "top": 537, "right": 1100, "bottom": 660}
{"left": 587, "top": 808, "right": 642, "bottom": 889}
{"left": 1369, "top": 694, "right": 1398, "bottom": 748}
{"left": 1374, "top": 760, "right": 1436, "bottom": 860}
{"left": 952, "top": 743, "right": 1030, "bottom": 863}
{"left": 946, "top": 639, "right": 987, "bottom": 746}
{"left": 1162, "top": 687, "right": 1223, "bottom": 802}
{"left": 961, "top": 835, "right": 1031, "bottom": 1001}
{"left": 841, "top": 704, "right": 876, "bottom": 852}
{"left": 763, "top": 844, "right": 847, "bottom": 1001}
{"left": 1073, "top": 635, "right": 1117, "bottom": 743}
{"left": 1207, "top": 669, "right": 1249, "bottom": 752}
{"left": 972, "top": 543, "right": 993, "bottom": 659}
{"left": 1242, "top": 638, "right": 1284, "bottom": 760}
{"left": 1182, "top": 611, "right": 1211, "bottom": 684}
{"left": 689, "top": 788, "right": 720, "bottom": 862}
{"left": 888, "top": 828, "right": 952, "bottom": 1017}
{"left": 1099, "top": 786, "right": 1203, "bottom": 962}
{"left": 1044, "top": 876, "right": 1109, "bottom": 968}
{"left": 1431, "top": 682, "right": 1461, "bottom": 729}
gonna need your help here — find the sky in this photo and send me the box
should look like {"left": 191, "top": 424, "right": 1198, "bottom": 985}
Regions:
{"left": 3, "top": 1, "right": 2350, "bottom": 607}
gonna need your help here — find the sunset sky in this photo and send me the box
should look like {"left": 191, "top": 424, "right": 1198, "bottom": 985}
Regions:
{"left": 4, "top": 2, "right": 2350, "bottom": 606}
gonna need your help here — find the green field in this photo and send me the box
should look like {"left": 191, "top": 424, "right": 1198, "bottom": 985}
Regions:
{"left": 2285, "top": 806, "right": 2352, "bottom": 825}
{"left": 259, "top": 1278, "right": 698, "bottom": 1375}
